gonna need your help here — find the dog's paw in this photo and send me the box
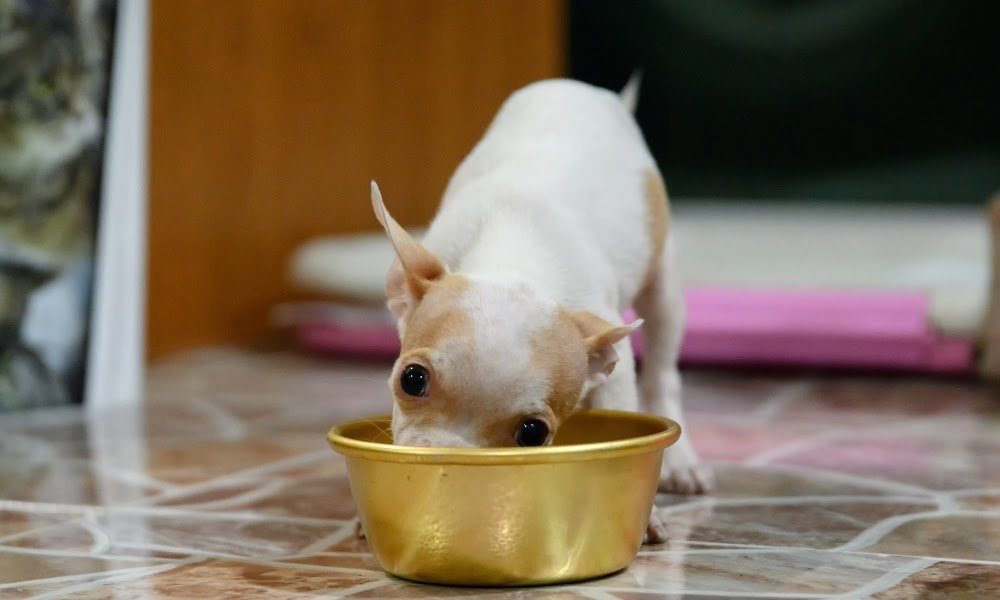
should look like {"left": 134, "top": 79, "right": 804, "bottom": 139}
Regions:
{"left": 659, "top": 462, "right": 714, "bottom": 495}
{"left": 642, "top": 508, "right": 668, "bottom": 545}
{"left": 354, "top": 517, "right": 366, "bottom": 539}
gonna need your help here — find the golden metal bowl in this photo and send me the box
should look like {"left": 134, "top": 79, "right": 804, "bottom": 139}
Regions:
{"left": 327, "top": 409, "right": 680, "bottom": 586}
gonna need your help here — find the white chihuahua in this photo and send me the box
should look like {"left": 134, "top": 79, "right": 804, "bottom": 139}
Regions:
{"left": 370, "top": 76, "right": 712, "bottom": 543}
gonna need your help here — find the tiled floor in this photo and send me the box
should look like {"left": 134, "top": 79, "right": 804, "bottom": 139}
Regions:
{"left": 1, "top": 349, "right": 998, "bottom": 598}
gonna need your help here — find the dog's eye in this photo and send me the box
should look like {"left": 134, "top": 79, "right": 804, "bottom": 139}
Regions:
{"left": 400, "top": 364, "right": 429, "bottom": 397}
{"left": 515, "top": 419, "right": 549, "bottom": 447}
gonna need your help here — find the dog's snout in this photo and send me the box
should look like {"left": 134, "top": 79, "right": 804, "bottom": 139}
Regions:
{"left": 396, "top": 429, "right": 475, "bottom": 448}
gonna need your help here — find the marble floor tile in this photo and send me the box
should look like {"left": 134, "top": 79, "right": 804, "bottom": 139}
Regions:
{"left": 0, "top": 454, "right": 161, "bottom": 505}
{"left": 0, "top": 510, "right": 71, "bottom": 540}
{"left": 1, "top": 348, "right": 998, "bottom": 598}
{"left": 53, "top": 559, "right": 383, "bottom": 599}
{"left": 687, "top": 420, "right": 834, "bottom": 463}
{"left": 157, "top": 475, "right": 356, "bottom": 521}
{"left": 656, "top": 498, "right": 938, "bottom": 549}
{"left": 586, "top": 550, "right": 922, "bottom": 596}
{"left": 0, "top": 549, "right": 165, "bottom": 587}
{"left": 5, "top": 519, "right": 100, "bottom": 553}
{"left": 668, "top": 373, "right": 799, "bottom": 419}
{"left": 865, "top": 514, "right": 1000, "bottom": 562}
{"left": 345, "top": 582, "right": 604, "bottom": 598}
{"left": 955, "top": 491, "right": 1000, "bottom": 511}
{"left": 874, "top": 560, "right": 1000, "bottom": 599}
{"left": 139, "top": 436, "right": 328, "bottom": 486}
{"left": 699, "top": 463, "right": 917, "bottom": 498}
{"left": 84, "top": 512, "right": 352, "bottom": 560}
{"left": 766, "top": 427, "right": 1000, "bottom": 491}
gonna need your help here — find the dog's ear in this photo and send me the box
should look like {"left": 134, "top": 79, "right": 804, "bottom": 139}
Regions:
{"left": 371, "top": 181, "right": 447, "bottom": 324}
{"left": 570, "top": 311, "right": 643, "bottom": 391}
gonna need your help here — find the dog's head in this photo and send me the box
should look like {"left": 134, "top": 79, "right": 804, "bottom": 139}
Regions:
{"left": 371, "top": 182, "right": 638, "bottom": 448}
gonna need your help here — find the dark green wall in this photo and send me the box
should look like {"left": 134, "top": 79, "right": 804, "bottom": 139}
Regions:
{"left": 570, "top": 0, "right": 1000, "bottom": 203}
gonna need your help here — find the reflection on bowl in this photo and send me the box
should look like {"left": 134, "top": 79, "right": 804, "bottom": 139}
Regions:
{"left": 328, "top": 409, "right": 681, "bottom": 586}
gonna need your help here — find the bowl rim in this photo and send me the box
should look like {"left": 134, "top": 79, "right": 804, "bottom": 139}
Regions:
{"left": 327, "top": 408, "right": 681, "bottom": 465}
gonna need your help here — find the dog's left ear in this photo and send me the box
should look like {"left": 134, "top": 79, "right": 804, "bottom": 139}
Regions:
{"left": 570, "top": 311, "right": 643, "bottom": 391}
{"left": 371, "top": 181, "right": 448, "bottom": 326}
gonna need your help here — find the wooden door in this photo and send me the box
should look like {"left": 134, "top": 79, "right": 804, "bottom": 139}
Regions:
{"left": 148, "top": 0, "right": 565, "bottom": 359}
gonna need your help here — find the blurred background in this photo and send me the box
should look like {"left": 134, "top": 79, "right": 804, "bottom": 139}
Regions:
{"left": 146, "top": 0, "right": 998, "bottom": 361}
{"left": 573, "top": 0, "right": 1000, "bottom": 203}
{"left": 3, "top": 0, "right": 1000, "bottom": 408}
{"left": 147, "top": 0, "right": 565, "bottom": 359}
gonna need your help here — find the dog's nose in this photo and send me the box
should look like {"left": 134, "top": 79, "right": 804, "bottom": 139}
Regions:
{"left": 401, "top": 430, "right": 474, "bottom": 448}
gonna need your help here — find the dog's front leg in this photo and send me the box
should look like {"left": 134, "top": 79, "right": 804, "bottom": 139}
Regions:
{"left": 634, "top": 241, "right": 714, "bottom": 495}
{"left": 587, "top": 339, "right": 667, "bottom": 543}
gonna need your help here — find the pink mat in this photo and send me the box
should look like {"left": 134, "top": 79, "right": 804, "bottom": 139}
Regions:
{"left": 294, "top": 288, "right": 974, "bottom": 374}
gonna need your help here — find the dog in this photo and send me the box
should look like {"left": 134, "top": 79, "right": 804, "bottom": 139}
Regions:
{"left": 369, "top": 76, "right": 712, "bottom": 543}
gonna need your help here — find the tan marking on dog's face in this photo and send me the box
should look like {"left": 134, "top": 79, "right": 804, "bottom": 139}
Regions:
{"left": 528, "top": 308, "right": 589, "bottom": 421}
{"left": 641, "top": 169, "right": 670, "bottom": 291}
{"left": 388, "top": 274, "right": 473, "bottom": 445}
{"left": 399, "top": 274, "right": 472, "bottom": 352}
{"left": 389, "top": 277, "right": 589, "bottom": 448}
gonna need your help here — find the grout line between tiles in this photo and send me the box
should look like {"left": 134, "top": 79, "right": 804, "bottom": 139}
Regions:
{"left": 232, "top": 557, "right": 386, "bottom": 577}
{"left": 642, "top": 541, "right": 1000, "bottom": 566}
{"left": 86, "top": 462, "right": 181, "bottom": 492}
{"left": 0, "top": 566, "right": 156, "bottom": 591}
{"left": 743, "top": 414, "right": 943, "bottom": 467}
{"left": 640, "top": 547, "right": 822, "bottom": 556}
{"left": 717, "top": 461, "right": 941, "bottom": 497}
{"left": 5, "top": 430, "right": 177, "bottom": 496}
{"left": 187, "top": 395, "right": 249, "bottom": 439}
{"left": 567, "top": 586, "right": 829, "bottom": 598}
{"left": 0, "top": 544, "right": 174, "bottom": 562}
{"left": 0, "top": 498, "right": 352, "bottom": 526}
{"left": 26, "top": 556, "right": 207, "bottom": 600}
{"left": 833, "top": 509, "right": 994, "bottom": 552}
{"left": 748, "top": 380, "right": 814, "bottom": 424}
{"left": 295, "top": 519, "right": 359, "bottom": 555}
{"left": 111, "top": 540, "right": 363, "bottom": 563}
{"left": 110, "top": 541, "right": 251, "bottom": 561}
{"left": 80, "top": 509, "right": 111, "bottom": 554}
{"left": 576, "top": 589, "right": 621, "bottom": 600}
{"left": 101, "top": 542, "right": 387, "bottom": 576}
{"left": 0, "top": 520, "right": 75, "bottom": 546}
{"left": 950, "top": 487, "right": 1000, "bottom": 497}
{"left": 655, "top": 494, "right": 936, "bottom": 518}
{"left": 133, "top": 449, "right": 333, "bottom": 506}
{"left": 332, "top": 578, "right": 394, "bottom": 597}
{"left": 833, "top": 557, "right": 935, "bottom": 600}
{"left": 160, "top": 479, "right": 291, "bottom": 512}
{"left": 936, "top": 494, "right": 960, "bottom": 511}
{"left": 867, "top": 554, "right": 1000, "bottom": 567}
{"left": 673, "top": 540, "right": 797, "bottom": 549}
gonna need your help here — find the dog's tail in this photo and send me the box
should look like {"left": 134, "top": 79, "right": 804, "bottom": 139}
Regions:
{"left": 619, "top": 69, "right": 643, "bottom": 114}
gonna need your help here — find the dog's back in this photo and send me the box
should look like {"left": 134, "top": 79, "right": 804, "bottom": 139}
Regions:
{"left": 422, "top": 79, "right": 664, "bottom": 310}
